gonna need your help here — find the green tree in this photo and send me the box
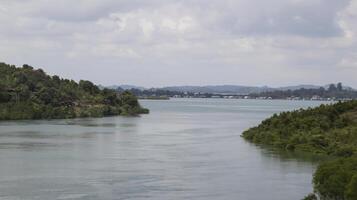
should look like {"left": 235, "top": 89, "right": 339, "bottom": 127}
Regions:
{"left": 337, "top": 82, "right": 343, "bottom": 91}
{"left": 0, "top": 62, "right": 149, "bottom": 120}
{"left": 346, "top": 174, "right": 357, "bottom": 200}
{"left": 79, "top": 80, "right": 100, "bottom": 95}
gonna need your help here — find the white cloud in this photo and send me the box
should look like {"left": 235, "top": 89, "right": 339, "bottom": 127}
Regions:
{"left": 0, "top": 0, "right": 357, "bottom": 87}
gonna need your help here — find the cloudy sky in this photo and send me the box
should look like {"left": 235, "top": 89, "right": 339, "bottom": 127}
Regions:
{"left": 1, "top": 0, "right": 357, "bottom": 87}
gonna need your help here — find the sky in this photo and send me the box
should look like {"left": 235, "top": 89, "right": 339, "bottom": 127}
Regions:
{"left": 1, "top": 0, "right": 357, "bottom": 88}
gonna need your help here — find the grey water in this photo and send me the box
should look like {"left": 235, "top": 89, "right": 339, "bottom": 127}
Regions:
{"left": 0, "top": 99, "right": 327, "bottom": 200}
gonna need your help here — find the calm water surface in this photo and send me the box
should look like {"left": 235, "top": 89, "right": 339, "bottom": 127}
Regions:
{"left": 0, "top": 99, "right": 327, "bottom": 200}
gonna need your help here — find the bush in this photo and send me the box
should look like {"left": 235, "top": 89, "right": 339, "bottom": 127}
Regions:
{"left": 242, "top": 100, "right": 357, "bottom": 156}
{"left": 241, "top": 100, "right": 357, "bottom": 200}
{"left": 302, "top": 193, "right": 317, "bottom": 200}
{"left": 313, "top": 158, "right": 357, "bottom": 200}
{"left": 346, "top": 174, "right": 357, "bottom": 200}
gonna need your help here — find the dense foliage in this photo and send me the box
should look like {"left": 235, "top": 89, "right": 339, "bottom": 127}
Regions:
{"left": 242, "top": 100, "right": 357, "bottom": 199}
{"left": 250, "top": 83, "right": 357, "bottom": 100}
{"left": 313, "top": 158, "right": 357, "bottom": 200}
{"left": 0, "top": 62, "right": 148, "bottom": 120}
{"left": 242, "top": 100, "right": 357, "bottom": 156}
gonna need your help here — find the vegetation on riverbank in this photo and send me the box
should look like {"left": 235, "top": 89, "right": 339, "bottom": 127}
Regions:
{"left": 250, "top": 83, "right": 357, "bottom": 100}
{"left": 242, "top": 100, "right": 357, "bottom": 199}
{"left": 0, "top": 62, "right": 148, "bottom": 120}
{"left": 312, "top": 157, "right": 357, "bottom": 200}
{"left": 242, "top": 100, "right": 357, "bottom": 156}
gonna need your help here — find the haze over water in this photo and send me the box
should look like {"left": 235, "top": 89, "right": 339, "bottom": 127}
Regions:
{"left": 0, "top": 99, "right": 327, "bottom": 200}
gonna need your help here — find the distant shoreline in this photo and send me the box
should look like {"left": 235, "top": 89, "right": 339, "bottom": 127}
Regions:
{"left": 138, "top": 96, "right": 170, "bottom": 100}
{"left": 140, "top": 97, "right": 337, "bottom": 102}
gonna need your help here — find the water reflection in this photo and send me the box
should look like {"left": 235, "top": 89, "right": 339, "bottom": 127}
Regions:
{"left": 253, "top": 143, "right": 328, "bottom": 164}
{"left": 0, "top": 142, "right": 59, "bottom": 150}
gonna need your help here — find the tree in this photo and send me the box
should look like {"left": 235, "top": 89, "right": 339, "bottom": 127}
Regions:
{"left": 52, "top": 75, "right": 61, "bottom": 85}
{"left": 22, "top": 64, "right": 33, "bottom": 70}
{"left": 346, "top": 174, "right": 357, "bottom": 200}
{"left": 303, "top": 194, "right": 317, "bottom": 200}
{"left": 313, "top": 158, "right": 357, "bottom": 200}
{"left": 328, "top": 84, "right": 337, "bottom": 92}
{"left": 120, "top": 91, "right": 139, "bottom": 107}
{"left": 79, "top": 80, "right": 100, "bottom": 95}
{"left": 337, "top": 82, "right": 343, "bottom": 91}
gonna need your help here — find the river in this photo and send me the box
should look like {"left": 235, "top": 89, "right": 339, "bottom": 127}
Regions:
{"left": 0, "top": 99, "right": 327, "bottom": 200}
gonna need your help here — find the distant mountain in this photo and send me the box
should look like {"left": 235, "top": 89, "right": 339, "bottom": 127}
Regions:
{"left": 278, "top": 85, "right": 321, "bottom": 91}
{"left": 106, "top": 85, "right": 146, "bottom": 91}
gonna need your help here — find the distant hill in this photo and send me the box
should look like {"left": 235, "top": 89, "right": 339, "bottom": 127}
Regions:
{"left": 160, "top": 85, "right": 274, "bottom": 94}
{"left": 105, "top": 85, "right": 146, "bottom": 91}
{"left": 280, "top": 84, "right": 354, "bottom": 91}
{"left": 105, "top": 84, "right": 356, "bottom": 95}
{"left": 278, "top": 84, "right": 321, "bottom": 91}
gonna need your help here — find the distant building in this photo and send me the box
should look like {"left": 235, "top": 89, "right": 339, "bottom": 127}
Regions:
{"left": 311, "top": 95, "right": 321, "bottom": 100}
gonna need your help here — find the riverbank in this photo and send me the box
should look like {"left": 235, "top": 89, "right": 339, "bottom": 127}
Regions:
{"left": 242, "top": 100, "right": 357, "bottom": 199}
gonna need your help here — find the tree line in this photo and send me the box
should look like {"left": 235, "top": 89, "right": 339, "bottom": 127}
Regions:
{"left": 0, "top": 62, "right": 148, "bottom": 120}
{"left": 250, "top": 83, "right": 357, "bottom": 100}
